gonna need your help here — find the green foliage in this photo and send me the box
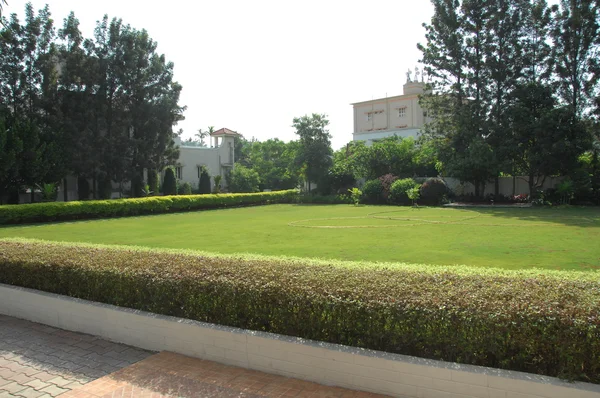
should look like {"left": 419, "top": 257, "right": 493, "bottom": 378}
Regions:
{"left": 348, "top": 188, "right": 362, "bottom": 206}
{"left": 77, "top": 177, "right": 90, "bottom": 201}
{"left": 334, "top": 138, "right": 436, "bottom": 181}
{"left": 1, "top": 239, "right": 598, "bottom": 383}
{"left": 227, "top": 165, "right": 260, "bottom": 193}
{"left": 37, "top": 183, "right": 58, "bottom": 202}
{"left": 293, "top": 114, "right": 333, "bottom": 191}
{"left": 98, "top": 177, "right": 112, "bottom": 200}
{"left": 0, "top": 4, "right": 183, "bottom": 200}
{"left": 419, "top": 178, "right": 448, "bottom": 206}
{"left": 147, "top": 170, "right": 159, "bottom": 196}
{"left": 389, "top": 178, "right": 417, "bottom": 205}
{"left": 181, "top": 182, "right": 192, "bottom": 195}
{"left": 198, "top": 167, "right": 211, "bottom": 194}
{"left": 406, "top": 185, "right": 421, "bottom": 206}
{"left": 213, "top": 175, "right": 222, "bottom": 193}
{"left": 131, "top": 175, "right": 144, "bottom": 198}
{"left": 361, "top": 179, "right": 384, "bottom": 204}
{"left": 0, "top": 190, "right": 299, "bottom": 224}
{"left": 163, "top": 167, "right": 177, "bottom": 196}
{"left": 244, "top": 139, "right": 301, "bottom": 191}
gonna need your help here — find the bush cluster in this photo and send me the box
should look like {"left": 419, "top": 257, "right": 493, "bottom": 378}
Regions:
{"left": 0, "top": 190, "right": 298, "bottom": 225}
{"left": 389, "top": 178, "right": 418, "bottom": 205}
{"left": 0, "top": 239, "right": 598, "bottom": 383}
{"left": 361, "top": 179, "right": 384, "bottom": 204}
{"left": 420, "top": 177, "right": 449, "bottom": 205}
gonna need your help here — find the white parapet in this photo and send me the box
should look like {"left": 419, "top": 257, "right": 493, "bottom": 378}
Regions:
{"left": 0, "top": 283, "right": 598, "bottom": 398}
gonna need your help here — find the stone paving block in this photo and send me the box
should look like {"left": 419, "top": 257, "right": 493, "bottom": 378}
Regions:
{"left": 13, "top": 387, "right": 46, "bottom": 398}
{"left": 39, "top": 384, "right": 67, "bottom": 397}
{"left": 1, "top": 381, "right": 28, "bottom": 394}
{"left": 7, "top": 373, "right": 34, "bottom": 385}
{"left": 24, "top": 379, "right": 50, "bottom": 391}
{"left": 0, "top": 378, "right": 11, "bottom": 388}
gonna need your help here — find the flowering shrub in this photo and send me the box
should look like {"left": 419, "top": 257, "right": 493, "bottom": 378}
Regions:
{"left": 512, "top": 194, "right": 529, "bottom": 203}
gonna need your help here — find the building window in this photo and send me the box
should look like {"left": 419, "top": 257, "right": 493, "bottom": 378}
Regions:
{"left": 366, "top": 113, "right": 372, "bottom": 121}
{"left": 175, "top": 167, "right": 182, "bottom": 180}
{"left": 398, "top": 108, "right": 406, "bottom": 118}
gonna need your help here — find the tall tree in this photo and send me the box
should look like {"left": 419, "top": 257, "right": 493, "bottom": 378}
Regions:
{"left": 551, "top": 0, "right": 599, "bottom": 119}
{"left": 293, "top": 114, "right": 333, "bottom": 192}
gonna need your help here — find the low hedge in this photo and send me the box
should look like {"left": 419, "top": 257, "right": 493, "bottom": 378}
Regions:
{"left": 0, "top": 239, "right": 598, "bottom": 383}
{"left": 0, "top": 190, "right": 298, "bottom": 225}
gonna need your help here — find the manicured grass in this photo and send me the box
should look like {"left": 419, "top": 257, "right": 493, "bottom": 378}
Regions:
{"left": 1, "top": 204, "right": 599, "bottom": 270}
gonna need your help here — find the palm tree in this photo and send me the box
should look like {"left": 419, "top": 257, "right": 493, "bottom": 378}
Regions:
{"left": 195, "top": 129, "right": 208, "bottom": 147}
{"left": 196, "top": 126, "right": 215, "bottom": 147}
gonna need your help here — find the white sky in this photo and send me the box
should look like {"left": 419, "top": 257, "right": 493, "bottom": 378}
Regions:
{"left": 8, "top": 0, "right": 434, "bottom": 149}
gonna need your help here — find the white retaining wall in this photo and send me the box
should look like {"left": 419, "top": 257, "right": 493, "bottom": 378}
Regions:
{"left": 445, "top": 176, "right": 563, "bottom": 197}
{"left": 1, "top": 283, "right": 598, "bottom": 398}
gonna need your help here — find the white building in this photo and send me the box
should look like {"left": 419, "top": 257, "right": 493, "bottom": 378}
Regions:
{"left": 352, "top": 80, "right": 429, "bottom": 145}
{"left": 172, "top": 128, "right": 239, "bottom": 190}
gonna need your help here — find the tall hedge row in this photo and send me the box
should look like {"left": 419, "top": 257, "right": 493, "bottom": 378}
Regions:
{"left": 0, "top": 239, "right": 598, "bottom": 383}
{"left": 0, "top": 190, "right": 298, "bottom": 225}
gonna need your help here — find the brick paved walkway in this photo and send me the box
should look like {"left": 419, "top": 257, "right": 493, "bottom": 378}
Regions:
{"left": 1, "top": 316, "right": 387, "bottom": 398}
{"left": 0, "top": 315, "right": 152, "bottom": 398}
{"left": 59, "top": 352, "right": 386, "bottom": 398}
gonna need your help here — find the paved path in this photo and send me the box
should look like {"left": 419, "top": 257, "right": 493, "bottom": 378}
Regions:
{"left": 1, "top": 316, "right": 387, "bottom": 398}
{"left": 59, "top": 351, "right": 385, "bottom": 398}
{"left": 0, "top": 315, "right": 152, "bottom": 397}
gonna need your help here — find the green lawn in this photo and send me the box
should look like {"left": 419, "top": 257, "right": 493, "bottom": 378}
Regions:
{"left": 1, "top": 204, "right": 599, "bottom": 270}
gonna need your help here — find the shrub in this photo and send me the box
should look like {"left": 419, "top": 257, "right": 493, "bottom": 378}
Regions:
{"left": 1, "top": 239, "right": 598, "bottom": 383}
{"left": 0, "top": 190, "right": 299, "bottom": 225}
{"left": 77, "top": 176, "right": 90, "bottom": 200}
{"left": 147, "top": 170, "right": 159, "bottom": 196}
{"left": 378, "top": 174, "right": 398, "bottom": 201}
{"left": 181, "top": 182, "right": 192, "bottom": 195}
{"left": 213, "top": 175, "right": 222, "bottom": 193}
{"left": 199, "top": 167, "right": 211, "bottom": 194}
{"left": 37, "top": 183, "right": 58, "bottom": 202}
{"left": 406, "top": 185, "right": 421, "bottom": 206}
{"left": 419, "top": 177, "right": 448, "bottom": 206}
{"left": 389, "top": 178, "right": 417, "bottom": 205}
{"left": 163, "top": 167, "right": 178, "bottom": 195}
{"left": 348, "top": 188, "right": 362, "bottom": 206}
{"left": 227, "top": 165, "right": 260, "bottom": 193}
{"left": 361, "top": 179, "right": 384, "bottom": 204}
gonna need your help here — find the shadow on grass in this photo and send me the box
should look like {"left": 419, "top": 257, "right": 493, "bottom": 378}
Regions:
{"left": 457, "top": 206, "right": 600, "bottom": 228}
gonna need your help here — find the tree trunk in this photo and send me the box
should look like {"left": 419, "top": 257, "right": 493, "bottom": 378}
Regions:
{"left": 512, "top": 176, "right": 516, "bottom": 197}
{"left": 474, "top": 182, "right": 480, "bottom": 198}
{"left": 63, "top": 178, "right": 68, "bottom": 202}
{"left": 494, "top": 176, "right": 499, "bottom": 200}
{"left": 528, "top": 172, "right": 534, "bottom": 197}
{"left": 92, "top": 174, "right": 97, "bottom": 200}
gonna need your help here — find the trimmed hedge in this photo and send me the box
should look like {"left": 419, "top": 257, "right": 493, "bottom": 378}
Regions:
{"left": 0, "top": 190, "right": 298, "bottom": 225}
{"left": 0, "top": 239, "right": 598, "bottom": 383}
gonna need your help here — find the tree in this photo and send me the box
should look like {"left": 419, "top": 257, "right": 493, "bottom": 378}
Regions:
{"left": 198, "top": 166, "right": 211, "bottom": 194}
{"left": 246, "top": 138, "right": 300, "bottom": 190}
{"left": 551, "top": 0, "right": 599, "bottom": 119}
{"left": 162, "top": 167, "right": 177, "bottom": 195}
{"left": 507, "top": 82, "right": 588, "bottom": 194}
{"left": 227, "top": 165, "right": 260, "bottom": 193}
{"left": 293, "top": 114, "right": 332, "bottom": 192}
{"left": 195, "top": 128, "right": 209, "bottom": 147}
